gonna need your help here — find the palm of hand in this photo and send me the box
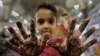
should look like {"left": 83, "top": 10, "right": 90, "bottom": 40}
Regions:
{"left": 3, "top": 19, "right": 48, "bottom": 56}
{"left": 49, "top": 17, "right": 96, "bottom": 56}
{"left": 65, "top": 18, "right": 96, "bottom": 56}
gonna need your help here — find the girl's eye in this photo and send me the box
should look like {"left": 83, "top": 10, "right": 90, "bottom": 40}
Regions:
{"left": 48, "top": 19, "right": 54, "bottom": 24}
{"left": 37, "top": 19, "right": 45, "bottom": 25}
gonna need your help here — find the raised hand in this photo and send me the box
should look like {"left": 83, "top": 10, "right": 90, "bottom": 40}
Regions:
{"left": 66, "top": 17, "right": 97, "bottom": 56}
{"left": 47, "top": 17, "right": 97, "bottom": 56}
{"left": 3, "top": 19, "right": 48, "bottom": 56}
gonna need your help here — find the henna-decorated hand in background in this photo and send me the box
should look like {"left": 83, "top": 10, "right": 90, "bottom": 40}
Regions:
{"left": 3, "top": 19, "right": 48, "bottom": 56}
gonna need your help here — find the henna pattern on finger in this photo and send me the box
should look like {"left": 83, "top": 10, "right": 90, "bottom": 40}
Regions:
{"left": 68, "top": 18, "right": 76, "bottom": 37}
{"left": 84, "top": 27, "right": 95, "bottom": 38}
{"left": 3, "top": 41, "right": 20, "bottom": 53}
{"left": 30, "top": 19, "right": 37, "bottom": 44}
{"left": 8, "top": 27, "right": 23, "bottom": 44}
{"left": 16, "top": 21, "right": 28, "bottom": 39}
{"left": 79, "top": 19, "right": 90, "bottom": 32}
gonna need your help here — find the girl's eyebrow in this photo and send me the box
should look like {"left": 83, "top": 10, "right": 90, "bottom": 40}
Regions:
{"left": 48, "top": 17, "right": 55, "bottom": 20}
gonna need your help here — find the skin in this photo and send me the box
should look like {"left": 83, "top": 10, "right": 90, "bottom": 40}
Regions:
{"left": 35, "top": 8, "right": 56, "bottom": 37}
{"left": 65, "top": 17, "right": 96, "bottom": 56}
{"left": 3, "top": 8, "right": 97, "bottom": 56}
{"left": 35, "top": 8, "right": 67, "bottom": 52}
{"left": 57, "top": 13, "right": 69, "bottom": 32}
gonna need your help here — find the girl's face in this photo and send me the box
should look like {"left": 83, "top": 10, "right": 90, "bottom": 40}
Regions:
{"left": 35, "top": 8, "right": 56, "bottom": 36}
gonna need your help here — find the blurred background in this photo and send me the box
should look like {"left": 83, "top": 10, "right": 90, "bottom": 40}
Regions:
{"left": 0, "top": 0, "right": 100, "bottom": 56}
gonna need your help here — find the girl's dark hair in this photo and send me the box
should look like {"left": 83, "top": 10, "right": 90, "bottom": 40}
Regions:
{"left": 36, "top": 3, "right": 57, "bottom": 16}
